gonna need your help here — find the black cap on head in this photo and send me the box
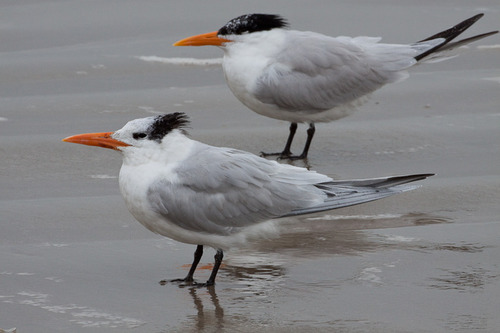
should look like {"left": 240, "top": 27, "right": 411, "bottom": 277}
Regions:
{"left": 218, "top": 14, "right": 289, "bottom": 36}
{"left": 148, "top": 112, "right": 190, "bottom": 142}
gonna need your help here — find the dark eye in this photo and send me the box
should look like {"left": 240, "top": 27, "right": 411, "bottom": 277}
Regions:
{"left": 133, "top": 132, "right": 147, "bottom": 140}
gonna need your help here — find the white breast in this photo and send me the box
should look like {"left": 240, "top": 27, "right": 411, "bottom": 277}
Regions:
{"left": 118, "top": 133, "right": 194, "bottom": 238}
{"left": 222, "top": 30, "right": 290, "bottom": 120}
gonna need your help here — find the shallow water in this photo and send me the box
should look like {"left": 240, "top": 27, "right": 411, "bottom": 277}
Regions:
{"left": 1, "top": 1, "right": 500, "bottom": 332}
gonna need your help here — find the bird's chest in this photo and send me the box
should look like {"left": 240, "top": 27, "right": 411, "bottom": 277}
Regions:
{"left": 119, "top": 166, "right": 155, "bottom": 220}
{"left": 222, "top": 52, "right": 269, "bottom": 98}
{"left": 118, "top": 163, "right": 175, "bottom": 225}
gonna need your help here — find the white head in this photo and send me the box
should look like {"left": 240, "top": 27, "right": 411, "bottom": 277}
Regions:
{"left": 62, "top": 113, "right": 191, "bottom": 155}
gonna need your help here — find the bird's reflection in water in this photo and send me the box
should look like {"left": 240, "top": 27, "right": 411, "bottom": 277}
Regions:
{"left": 168, "top": 212, "right": 450, "bottom": 289}
{"left": 176, "top": 212, "right": 450, "bottom": 290}
{"left": 244, "top": 212, "right": 451, "bottom": 258}
{"left": 186, "top": 287, "right": 224, "bottom": 332}
{"left": 162, "top": 212, "right": 451, "bottom": 332}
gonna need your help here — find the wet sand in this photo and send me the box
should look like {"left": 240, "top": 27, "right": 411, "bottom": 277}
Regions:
{"left": 1, "top": 1, "right": 499, "bottom": 332}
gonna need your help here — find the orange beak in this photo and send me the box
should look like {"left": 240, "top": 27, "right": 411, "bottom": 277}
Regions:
{"left": 62, "top": 132, "right": 130, "bottom": 150}
{"left": 173, "top": 31, "right": 231, "bottom": 47}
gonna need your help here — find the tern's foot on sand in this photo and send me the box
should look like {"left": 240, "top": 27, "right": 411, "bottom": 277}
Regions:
{"left": 280, "top": 153, "right": 308, "bottom": 161}
{"left": 260, "top": 150, "right": 297, "bottom": 159}
{"left": 260, "top": 151, "right": 288, "bottom": 158}
{"left": 160, "top": 278, "right": 214, "bottom": 288}
{"left": 260, "top": 151, "right": 307, "bottom": 160}
{"left": 160, "top": 277, "right": 192, "bottom": 285}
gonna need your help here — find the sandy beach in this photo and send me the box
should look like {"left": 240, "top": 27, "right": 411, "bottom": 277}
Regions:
{"left": 1, "top": 1, "right": 499, "bottom": 332}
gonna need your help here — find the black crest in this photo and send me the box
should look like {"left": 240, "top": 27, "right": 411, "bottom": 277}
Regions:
{"left": 148, "top": 112, "right": 190, "bottom": 141}
{"left": 218, "top": 14, "right": 289, "bottom": 36}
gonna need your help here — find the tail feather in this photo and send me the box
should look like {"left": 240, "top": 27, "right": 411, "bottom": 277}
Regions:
{"left": 282, "top": 173, "right": 434, "bottom": 217}
{"left": 432, "top": 30, "right": 498, "bottom": 52}
{"left": 321, "top": 173, "right": 434, "bottom": 188}
{"left": 414, "top": 13, "right": 498, "bottom": 61}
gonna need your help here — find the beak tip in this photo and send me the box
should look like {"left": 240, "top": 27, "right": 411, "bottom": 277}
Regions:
{"left": 60, "top": 132, "right": 128, "bottom": 150}
{"left": 172, "top": 31, "right": 228, "bottom": 47}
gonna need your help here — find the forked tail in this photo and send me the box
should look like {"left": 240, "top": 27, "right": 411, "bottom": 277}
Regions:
{"left": 414, "top": 13, "right": 498, "bottom": 62}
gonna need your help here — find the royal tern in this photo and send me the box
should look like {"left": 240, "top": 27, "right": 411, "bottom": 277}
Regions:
{"left": 63, "top": 112, "right": 433, "bottom": 286}
{"left": 174, "top": 13, "right": 498, "bottom": 159}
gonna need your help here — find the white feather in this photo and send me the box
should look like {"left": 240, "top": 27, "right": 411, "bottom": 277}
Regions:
{"left": 110, "top": 115, "right": 431, "bottom": 250}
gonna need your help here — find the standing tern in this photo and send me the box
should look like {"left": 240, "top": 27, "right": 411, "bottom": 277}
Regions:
{"left": 63, "top": 112, "right": 433, "bottom": 286}
{"left": 174, "top": 13, "right": 498, "bottom": 159}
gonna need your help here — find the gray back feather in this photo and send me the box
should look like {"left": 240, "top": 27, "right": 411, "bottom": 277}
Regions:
{"left": 147, "top": 143, "right": 433, "bottom": 236}
{"left": 254, "top": 32, "right": 414, "bottom": 111}
{"left": 147, "top": 144, "right": 328, "bottom": 235}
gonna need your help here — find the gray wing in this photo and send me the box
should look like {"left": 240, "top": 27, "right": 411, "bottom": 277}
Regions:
{"left": 283, "top": 174, "right": 434, "bottom": 217}
{"left": 254, "top": 32, "right": 426, "bottom": 111}
{"left": 147, "top": 144, "right": 329, "bottom": 236}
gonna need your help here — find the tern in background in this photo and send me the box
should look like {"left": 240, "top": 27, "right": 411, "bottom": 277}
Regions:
{"left": 64, "top": 112, "right": 433, "bottom": 286}
{"left": 174, "top": 13, "right": 497, "bottom": 159}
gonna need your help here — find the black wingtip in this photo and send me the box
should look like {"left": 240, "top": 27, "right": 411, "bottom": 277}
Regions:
{"left": 415, "top": 13, "right": 493, "bottom": 61}
{"left": 375, "top": 173, "right": 435, "bottom": 188}
{"left": 419, "top": 13, "right": 485, "bottom": 43}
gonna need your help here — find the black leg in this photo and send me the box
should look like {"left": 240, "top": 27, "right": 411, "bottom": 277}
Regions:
{"left": 206, "top": 250, "right": 224, "bottom": 287}
{"left": 167, "top": 245, "right": 203, "bottom": 284}
{"left": 164, "top": 246, "right": 224, "bottom": 288}
{"left": 294, "top": 123, "right": 315, "bottom": 160}
{"left": 185, "top": 245, "right": 204, "bottom": 282}
{"left": 280, "top": 122, "right": 298, "bottom": 157}
{"left": 260, "top": 122, "right": 297, "bottom": 158}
